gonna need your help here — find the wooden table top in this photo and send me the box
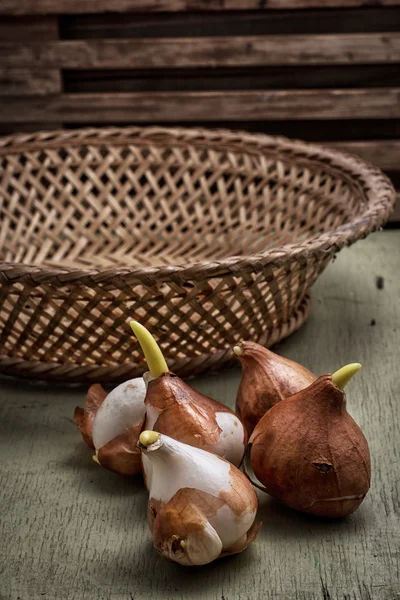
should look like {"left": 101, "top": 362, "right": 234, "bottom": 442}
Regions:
{"left": 1, "top": 230, "right": 399, "bottom": 600}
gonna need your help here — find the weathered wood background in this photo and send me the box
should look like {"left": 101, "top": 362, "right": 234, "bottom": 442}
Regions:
{"left": 0, "top": 0, "right": 399, "bottom": 220}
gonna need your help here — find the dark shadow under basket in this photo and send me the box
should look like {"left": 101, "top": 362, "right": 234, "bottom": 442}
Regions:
{"left": 0, "top": 126, "right": 395, "bottom": 382}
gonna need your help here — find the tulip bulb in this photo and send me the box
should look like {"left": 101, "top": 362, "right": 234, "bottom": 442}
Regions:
{"left": 74, "top": 384, "right": 107, "bottom": 449}
{"left": 234, "top": 341, "right": 316, "bottom": 435}
{"left": 139, "top": 431, "right": 260, "bottom": 565}
{"left": 131, "top": 321, "right": 247, "bottom": 466}
{"left": 249, "top": 363, "right": 371, "bottom": 518}
{"left": 74, "top": 378, "right": 147, "bottom": 476}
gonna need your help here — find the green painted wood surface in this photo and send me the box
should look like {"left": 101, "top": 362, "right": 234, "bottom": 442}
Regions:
{"left": 0, "top": 231, "right": 399, "bottom": 600}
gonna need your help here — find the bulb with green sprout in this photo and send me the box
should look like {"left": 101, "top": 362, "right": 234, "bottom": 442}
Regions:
{"left": 131, "top": 321, "right": 247, "bottom": 467}
{"left": 249, "top": 363, "right": 371, "bottom": 518}
{"left": 138, "top": 430, "right": 260, "bottom": 565}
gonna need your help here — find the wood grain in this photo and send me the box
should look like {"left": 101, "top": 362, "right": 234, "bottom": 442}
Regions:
{"left": 1, "top": 0, "right": 400, "bottom": 15}
{"left": 0, "top": 68, "right": 61, "bottom": 96}
{"left": 0, "top": 122, "right": 61, "bottom": 134}
{"left": 0, "top": 16, "right": 62, "bottom": 115}
{"left": 0, "top": 230, "right": 399, "bottom": 599}
{"left": 2, "top": 33, "right": 400, "bottom": 68}
{"left": 4, "top": 119, "right": 400, "bottom": 142}
{"left": 327, "top": 140, "right": 400, "bottom": 171}
{"left": 0, "top": 16, "right": 59, "bottom": 41}
{"left": 2, "top": 89, "right": 399, "bottom": 123}
{"left": 62, "top": 64, "right": 400, "bottom": 95}
{"left": 60, "top": 7, "right": 400, "bottom": 40}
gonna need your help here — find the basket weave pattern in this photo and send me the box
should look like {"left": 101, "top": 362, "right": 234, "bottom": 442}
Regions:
{"left": 0, "top": 127, "right": 395, "bottom": 381}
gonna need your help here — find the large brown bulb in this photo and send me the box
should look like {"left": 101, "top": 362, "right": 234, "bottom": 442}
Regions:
{"left": 250, "top": 374, "right": 371, "bottom": 518}
{"left": 234, "top": 341, "right": 315, "bottom": 435}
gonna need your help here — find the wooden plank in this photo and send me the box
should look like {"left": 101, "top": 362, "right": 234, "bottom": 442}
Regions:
{"left": 0, "top": 16, "right": 62, "bottom": 108}
{"left": 386, "top": 170, "right": 400, "bottom": 189}
{"left": 0, "top": 231, "right": 399, "bottom": 599}
{"left": 0, "top": 16, "right": 59, "bottom": 40}
{"left": 63, "top": 64, "right": 400, "bottom": 94}
{"left": 2, "top": 33, "right": 400, "bottom": 69}
{"left": 219, "top": 120, "right": 400, "bottom": 143}
{"left": 3, "top": 121, "right": 400, "bottom": 142}
{"left": 327, "top": 140, "right": 400, "bottom": 171}
{"left": 1, "top": 0, "right": 400, "bottom": 16}
{"left": 388, "top": 193, "right": 400, "bottom": 221}
{"left": 3, "top": 122, "right": 400, "bottom": 148}
{"left": 0, "top": 123, "right": 62, "bottom": 135}
{"left": 1, "top": 89, "right": 400, "bottom": 123}
{"left": 61, "top": 8, "right": 400, "bottom": 40}
{"left": 0, "top": 68, "right": 61, "bottom": 96}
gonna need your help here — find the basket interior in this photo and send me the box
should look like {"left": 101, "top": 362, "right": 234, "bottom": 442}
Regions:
{"left": 0, "top": 139, "right": 366, "bottom": 270}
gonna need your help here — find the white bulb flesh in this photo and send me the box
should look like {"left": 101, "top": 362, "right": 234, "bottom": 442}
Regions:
{"left": 207, "top": 411, "right": 245, "bottom": 466}
{"left": 209, "top": 503, "right": 255, "bottom": 548}
{"left": 92, "top": 378, "right": 146, "bottom": 450}
{"left": 145, "top": 405, "right": 160, "bottom": 430}
{"left": 148, "top": 437, "right": 232, "bottom": 503}
{"left": 144, "top": 434, "right": 257, "bottom": 554}
{"left": 184, "top": 520, "right": 223, "bottom": 566}
{"left": 142, "top": 454, "right": 153, "bottom": 489}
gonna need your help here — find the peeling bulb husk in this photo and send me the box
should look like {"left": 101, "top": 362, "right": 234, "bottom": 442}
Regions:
{"left": 74, "top": 384, "right": 107, "bottom": 449}
{"left": 250, "top": 374, "right": 371, "bottom": 518}
{"left": 130, "top": 320, "right": 168, "bottom": 378}
{"left": 331, "top": 363, "right": 361, "bottom": 389}
{"left": 74, "top": 377, "right": 147, "bottom": 476}
{"left": 143, "top": 433, "right": 260, "bottom": 565}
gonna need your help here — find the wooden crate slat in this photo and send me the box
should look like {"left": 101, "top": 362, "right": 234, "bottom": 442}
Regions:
{"left": 63, "top": 64, "right": 400, "bottom": 95}
{"left": 1, "top": 0, "right": 400, "bottom": 16}
{"left": 2, "top": 89, "right": 400, "bottom": 123}
{"left": 0, "top": 16, "right": 59, "bottom": 40}
{"left": 60, "top": 8, "right": 400, "bottom": 39}
{"left": 327, "top": 140, "right": 400, "bottom": 172}
{"left": 3, "top": 120, "right": 400, "bottom": 141}
{"left": 1, "top": 34, "right": 400, "bottom": 69}
{"left": 389, "top": 193, "right": 400, "bottom": 221}
{"left": 0, "top": 69, "right": 61, "bottom": 96}
{"left": 0, "top": 123, "right": 64, "bottom": 135}
{"left": 0, "top": 16, "right": 62, "bottom": 122}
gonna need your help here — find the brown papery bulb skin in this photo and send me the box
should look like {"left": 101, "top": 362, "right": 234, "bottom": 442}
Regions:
{"left": 74, "top": 378, "right": 147, "bottom": 477}
{"left": 250, "top": 375, "right": 371, "bottom": 518}
{"left": 145, "top": 373, "right": 247, "bottom": 464}
{"left": 235, "top": 341, "right": 315, "bottom": 435}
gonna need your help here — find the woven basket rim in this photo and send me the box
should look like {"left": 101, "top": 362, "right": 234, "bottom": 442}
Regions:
{"left": 0, "top": 125, "right": 395, "bottom": 285}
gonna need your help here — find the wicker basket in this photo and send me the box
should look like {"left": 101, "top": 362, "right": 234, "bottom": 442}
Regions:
{"left": 0, "top": 126, "right": 395, "bottom": 382}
